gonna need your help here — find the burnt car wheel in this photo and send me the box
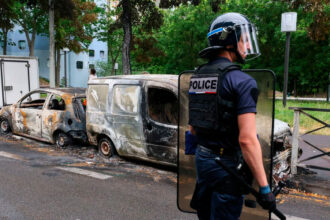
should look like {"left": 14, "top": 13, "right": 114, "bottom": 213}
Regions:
{"left": 0, "top": 119, "right": 10, "bottom": 133}
{"left": 56, "top": 132, "right": 72, "bottom": 148}
{"left": 98, "top": 138, "right": 115, "bottom": 158}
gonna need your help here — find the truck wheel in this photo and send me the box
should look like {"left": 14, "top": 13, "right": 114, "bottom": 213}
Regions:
{"left": 0, "top": 119, "right": 10, "bottom": 133}
{"left": 98, "top": 137, "right": 115, "bottom": 158}
{"left": 56, "top": 132, "right": 72, "bottom": 148}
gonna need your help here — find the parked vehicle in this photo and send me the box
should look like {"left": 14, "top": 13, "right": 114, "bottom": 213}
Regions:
{"left": 0, "top": 88, "right": 87, "bottom": 147}
{"left": 87, "top": 75, "right": 293, "bottom": 169}
{"left": 87, "top": 75, "right": 178, "bottom": 165}
{"left": 272, "top": 119, "right": 294, "bottom": 183}
{"left": 0, "top": 56, "right": 39, "bottom": 108}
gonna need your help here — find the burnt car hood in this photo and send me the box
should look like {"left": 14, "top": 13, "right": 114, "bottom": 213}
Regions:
{"left": 274, "top": 119, "right": 291, "bottom": 138}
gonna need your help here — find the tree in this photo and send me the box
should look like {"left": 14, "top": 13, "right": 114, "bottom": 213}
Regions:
{"left": 53, "top": 0, "right": 98, "bottom": 86}
{"left": 149, "top": 0, "right": 329, "bottom": 95}
{"left": 0, "top": 0, "right": 15, "bottom": 55}
{"left": 11, "top": 0, "right": 48, "bottom": 56}
{"left": 113, "top": 0, "right": 201, "bottom": 75}
{"left": 141, "top": 1, "right": 217, "bottom": 74}
{"left": 114, "top": 0, "right": 225, "bottom": 75}
{"left": 118, "top": 0, "right": 164, "bottom": 74}
{"left": 39, "top": 0, "right": 98, "bottom": 86}
{"left": 95, "top": 4, "right": 123, "bottom": 75}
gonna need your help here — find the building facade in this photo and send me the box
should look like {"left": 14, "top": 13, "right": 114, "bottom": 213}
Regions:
{"left": 0, "top": 0, "right": 108, "bottom": 88}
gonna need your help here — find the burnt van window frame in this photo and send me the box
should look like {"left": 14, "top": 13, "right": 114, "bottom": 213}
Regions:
{"left": 146, "top": 87, "right": 178, "bottom": 126}
{"left": 111, "top": 84, "right": 141, "bottom": 116}
{"left": 19, "top": 91, "right": 50, "bottom": 109}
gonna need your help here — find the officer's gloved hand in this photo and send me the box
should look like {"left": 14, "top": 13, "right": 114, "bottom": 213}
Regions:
{"left": 257, "top": 185, "right": 276, "bottom": 211}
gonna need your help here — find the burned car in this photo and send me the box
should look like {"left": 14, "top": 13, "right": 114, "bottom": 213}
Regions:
{"left": 272, "top": 119, "right": 294, "bottom": 183}
{"left": 0, "top": 88, "right": 87, "bottom": 147}
{"left": 87, "top": 75, "right": 178, "bottom": 165}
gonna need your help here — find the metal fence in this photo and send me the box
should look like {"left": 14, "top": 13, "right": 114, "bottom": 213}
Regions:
{"left": 289, "top": 107, "right": 330, "bottom": 174}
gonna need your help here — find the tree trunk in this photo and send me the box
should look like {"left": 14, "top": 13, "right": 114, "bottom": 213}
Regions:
{"left": 49, "top": 0, "right": 56, "bottom": 87}
{"left": 55, "top": 47, "right": 61, "bottom": 87}
{"left": 121, "top": 0, "right": 132, "bottom": 75}
{"left": 3, "top": 29, "right": 8, "bottom": 55}
{"left": 28, "top": 39, "right": 35, "bottom": 57}
{"left": 29, "top": 29, "right": 36, "bottom": 57}
{"left": 109, "top": 40, "right": 120, "bottom": 75}
{"left": 23, "top": 29, "right": 34, "bottom": 57}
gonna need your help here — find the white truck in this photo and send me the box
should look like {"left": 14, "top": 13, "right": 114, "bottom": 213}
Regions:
{"left": 0, "top": 56, "right": 39, "bottom": 108}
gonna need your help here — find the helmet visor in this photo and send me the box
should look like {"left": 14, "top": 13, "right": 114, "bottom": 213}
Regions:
{"left": 236, "top": 24, "right": 260, "bottom": 61}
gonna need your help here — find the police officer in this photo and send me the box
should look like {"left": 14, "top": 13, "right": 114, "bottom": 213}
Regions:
{"left": 189, "top": 12, "right": 276, "bottom": 219}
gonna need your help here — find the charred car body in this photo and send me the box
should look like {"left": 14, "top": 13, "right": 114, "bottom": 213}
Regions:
{"left": 87, "top": 74, "right": 292, "bottom": 170}
{"left": 0, "top": 88, "right": 87, "bottom": 147}
{"left": 272, "top": 119, "right": 294, "bottom": 183}
{"left": 87, "top": 75, "right": 178, "bottom": 165}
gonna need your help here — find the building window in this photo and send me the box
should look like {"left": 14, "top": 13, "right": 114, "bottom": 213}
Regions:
{"left": 76, "top": 61, "right": 83, "bottom": 69}
{"left": 0, "top": 41, "right": 3, "bottom": 48}
{"left": 89, "top": 64, "right": 95, "bottom": 69}
{"left": 100, "top": 50, "right": 105, "bottom": 58}
{"left": 18, "top": 40, "right": 26, "bottom": 50}
{"left": 89, "top": 49, "right": 95, "bottom": 57}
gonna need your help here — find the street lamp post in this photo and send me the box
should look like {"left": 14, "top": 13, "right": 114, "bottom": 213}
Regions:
{"left": 63, "top": 47, "right": 70, "bottom": 87}
{"left": 281, "top": 12, "right": 297, "bottom": 107}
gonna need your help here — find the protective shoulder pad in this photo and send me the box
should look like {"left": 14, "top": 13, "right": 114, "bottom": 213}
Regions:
{"left": 216, "top": 61, "right": 242, "bottom": 73}
{"left": 196, "top": 61, "right": 241, "bottom": 75}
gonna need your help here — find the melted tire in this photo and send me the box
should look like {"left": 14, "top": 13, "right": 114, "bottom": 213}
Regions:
{"left": 98, "top": 137, "right": 115, "bottom": 158}
{"left": 0, "top": 119, "right": 10, "bottom": 134}
{"left": 56, "top": 132, "right": 72, "bottom": 148}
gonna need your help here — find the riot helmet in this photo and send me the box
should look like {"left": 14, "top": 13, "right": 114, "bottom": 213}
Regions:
{"left": 199, "top": 12, "right": 260, "bottom": 63}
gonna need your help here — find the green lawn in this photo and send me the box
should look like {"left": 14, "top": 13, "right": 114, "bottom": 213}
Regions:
{"left": 275, "top": 100, "right": 330, "bottom": 135}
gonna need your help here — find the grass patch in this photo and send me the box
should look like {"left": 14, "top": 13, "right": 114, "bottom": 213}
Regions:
{"left": 275, "top": 100, "right": 330, "bottom": 135}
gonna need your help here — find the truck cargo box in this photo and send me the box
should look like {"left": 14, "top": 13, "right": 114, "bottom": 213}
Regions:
{"left": 0, "top": 56, "right": 39, "bottom": 108}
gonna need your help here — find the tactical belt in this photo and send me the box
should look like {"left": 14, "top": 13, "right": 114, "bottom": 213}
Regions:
{"left": 198, "top": 145, "right": 236, "bottom": 158}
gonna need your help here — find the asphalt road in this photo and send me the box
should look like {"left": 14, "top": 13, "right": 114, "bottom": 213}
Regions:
{"left": 0, "top": 135, "right": 328, "bottom": 220}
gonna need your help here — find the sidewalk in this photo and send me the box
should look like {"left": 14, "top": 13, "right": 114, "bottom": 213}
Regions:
{"left": 287, "top": 135, "right": 330, "bottom": 196}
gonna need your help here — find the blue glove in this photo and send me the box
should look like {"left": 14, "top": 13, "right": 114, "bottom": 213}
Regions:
{"left": 257, "top": 185, "right": 276, "bottom": 211}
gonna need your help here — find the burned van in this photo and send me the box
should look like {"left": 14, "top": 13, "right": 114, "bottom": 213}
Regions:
{"left": 86, "top": 75, "right": 178, "bottom": 166}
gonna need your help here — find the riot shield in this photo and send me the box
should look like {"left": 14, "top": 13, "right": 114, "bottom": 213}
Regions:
{"left": 177, "top": 69, "right": 275, "bottom": 220}
{"left": 177, "top": 70, "right": 196, "bottom": 213}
